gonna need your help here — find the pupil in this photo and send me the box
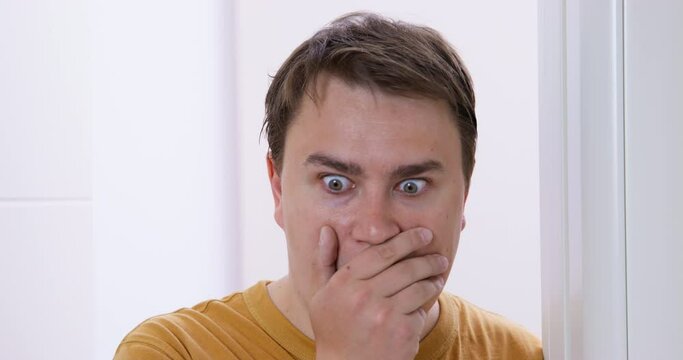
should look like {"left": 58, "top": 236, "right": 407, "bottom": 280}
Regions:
{"left": 404, "top": 182, "right": 416, "bottom": 193}
{"left": 330, "top": 179, "right": 341, "bottom": 190}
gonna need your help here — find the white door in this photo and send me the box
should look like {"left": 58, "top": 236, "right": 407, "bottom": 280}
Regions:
{"left": 625, "top": 0, "right": 683, "bottom": 358}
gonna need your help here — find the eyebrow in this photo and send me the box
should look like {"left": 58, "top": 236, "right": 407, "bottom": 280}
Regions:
{"left": 392, "top": 160, "right": 444, "bottom": 179}
{"left": 305, "top": 153, "right": 363, "bottom": 176}
{"left": 304, "top": 153, "right": 444, "bottom": 178}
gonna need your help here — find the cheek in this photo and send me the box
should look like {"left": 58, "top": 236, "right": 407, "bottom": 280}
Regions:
{"left": 419, "top": 205, "right": 464, "bottom": 257}
{"left": 281, "top": 189, "right": 343, "bottom": 258}
{"left": 284, "top": 193, "right": 366, "bottom": 267}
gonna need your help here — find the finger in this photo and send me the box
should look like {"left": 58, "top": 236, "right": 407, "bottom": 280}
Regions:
{"left": 402, "top": 307, "right": 429, "bottom": 342}
{"left": 372, "top": 254, "right": 448, "bottom": 297}
{"left": 391, "top": 276, "right": 445, "bottom": 314}
{"left": 313, "top": 225, "right": 339, "bottom": 290}
{"left": 344, "top": 228, "right": 433, "bottom": 280}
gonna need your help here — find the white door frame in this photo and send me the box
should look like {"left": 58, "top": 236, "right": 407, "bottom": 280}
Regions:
{"left": 538, "top": 0, "right": 628, "bottom": 358}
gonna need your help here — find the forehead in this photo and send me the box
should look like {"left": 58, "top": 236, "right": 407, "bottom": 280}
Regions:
{"left": 283, "top": 75, "right": 462, "bottom": 174}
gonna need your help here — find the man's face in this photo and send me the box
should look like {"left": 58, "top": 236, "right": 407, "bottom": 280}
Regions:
{"left": 268, "top": 74, "right": 468, "bottom": 309}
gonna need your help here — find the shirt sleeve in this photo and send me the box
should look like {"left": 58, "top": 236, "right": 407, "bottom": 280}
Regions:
{"left": 114, "top": 341, "right": 176, "bottom": 360}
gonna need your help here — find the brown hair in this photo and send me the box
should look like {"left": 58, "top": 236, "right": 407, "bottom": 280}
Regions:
{"left": 263, "top": 12, "right": 477, "bottom": 188}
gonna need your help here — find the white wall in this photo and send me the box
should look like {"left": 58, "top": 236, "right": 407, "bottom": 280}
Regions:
{"left": 0, "top": 1, "right": 94, "bottom": 358}
{"left": 625, "top": 0, "right": 683, "bottom": 358}
{"left": 91, "top": 1, "right": 239, "bottom": 358}
{"left": 1, "top": 1, "right": 239, "bottom": 359}
{"left": 235, "top": 0, "right": 541, "bottom": 336}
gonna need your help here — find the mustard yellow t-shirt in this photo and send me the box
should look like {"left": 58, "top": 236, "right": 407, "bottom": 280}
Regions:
{"left": 115, "top": 281, "right": 542, "bottom": 359}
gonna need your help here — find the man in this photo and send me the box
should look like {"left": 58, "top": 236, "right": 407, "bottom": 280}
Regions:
{"left": 115, "top": 12, "right": 542, "bottom": 359}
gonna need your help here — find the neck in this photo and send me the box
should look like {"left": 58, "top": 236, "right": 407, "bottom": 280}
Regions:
{"left": 267, "top": 276, "right": 441, "bottom": 341}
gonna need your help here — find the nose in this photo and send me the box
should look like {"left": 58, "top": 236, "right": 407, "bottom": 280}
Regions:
{"left": 349, "top": 190, "right": 400, "bottom": 245}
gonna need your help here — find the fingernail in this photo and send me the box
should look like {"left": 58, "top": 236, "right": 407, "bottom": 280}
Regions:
{"left": 436, "top": 277, "right": 445, "bottom": 289}
{"left": 437, "top": 255, "right": 448, "bottom": 269}
{"left": 420, "top": 229, "right": 433, "bottom": 244}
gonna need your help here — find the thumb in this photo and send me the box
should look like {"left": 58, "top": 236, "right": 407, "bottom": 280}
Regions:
{"left": 315, "top": 225, "right": 338, "bottom": 289}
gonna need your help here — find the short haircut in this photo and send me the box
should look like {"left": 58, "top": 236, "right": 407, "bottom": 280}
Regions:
{"left": 263, "top": 12, "right": 477, "bottom": 188}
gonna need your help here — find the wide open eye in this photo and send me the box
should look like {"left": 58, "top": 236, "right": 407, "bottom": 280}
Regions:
{"left": 396, "top": 179, "right": 427, "bottom": 195}
{"left": 322, "top": 175, "right": 354, "bottom": 193}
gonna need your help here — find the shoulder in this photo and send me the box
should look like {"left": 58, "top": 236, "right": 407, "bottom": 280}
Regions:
{"left": 114, "top": 292, "right": 246, "bottom": 360}
{"left": 442, "top": 293, "right": 543, "bottom": 359}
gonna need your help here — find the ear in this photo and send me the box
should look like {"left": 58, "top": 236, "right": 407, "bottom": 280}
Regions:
{"left": 267, "top": 153, "right": 284, "bottom": 229}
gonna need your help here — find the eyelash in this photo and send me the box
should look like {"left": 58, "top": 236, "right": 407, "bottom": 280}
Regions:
{"left": 319, "top": 174, "right": 429, "bottom": 196}
{"left": 395, "top": 178, "right": 428, "bottom": 195}
{"left": 321, "top": 174, "right": 354, "bottom": 193}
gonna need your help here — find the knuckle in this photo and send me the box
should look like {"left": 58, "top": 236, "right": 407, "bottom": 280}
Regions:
{"left": 372, "top": 303, "right": 394, "bottom": 327}
{"left": 415, "top": 279, "right": 441, "bottom": 298}
{"left": 407, "top": 258, "right": 425, "bottom": 276}
{"left": 404, "top": 258, "right": 419, "bottom": 273}
{"left": 375, "top": 243, "right": 396, "bottom": 260}
{"left": 351, "top": 287, "right": 372, "bottom": 311}
{"left": 414, "top": 282, "right": 431, "bottom": 298}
